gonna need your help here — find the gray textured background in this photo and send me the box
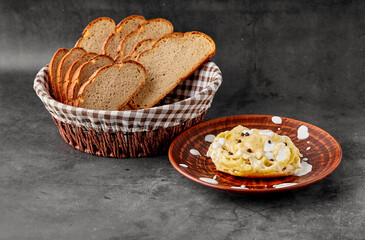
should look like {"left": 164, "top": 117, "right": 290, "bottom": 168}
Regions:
{"left": 1, "top": 0, "right": 365, "bottom": 239}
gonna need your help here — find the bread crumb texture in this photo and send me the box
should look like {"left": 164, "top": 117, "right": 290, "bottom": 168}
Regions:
{"left": 131, "top": 32, "right": 215, "bottom": 109}
{"left": 78, "top": 62, "right": 145, "bottom": 110}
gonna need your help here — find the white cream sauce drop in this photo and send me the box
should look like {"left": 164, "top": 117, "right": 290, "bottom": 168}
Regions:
{"left": 242, "top": 129, "right": 254, "bottom": 135}
{"left": 297, "top": 125, "right": 309, "bottom": 139}
{"left": 303, "top": 158, "right": 308, "bottom": 161}
{"left": 276, "top": 143, "right": 286, "bottom": 161}
{"left": 306, "top": 147, "right": 311, "bottom": 150}
{"left": 264, "top": 139, "right": 275, "bottom": 152}
{"left": 199, "top": 177, "right": 218, "bottom": 184}
{"left": 213, "top": 138, "right": 226, "bottom": 149}
{"left": 282, "top": 135, "right": 290, "bottom": 141}
{"left": 190, "top": 149, "right": 201, "bottom": 156}
{"left": 273, "top": 183, "right": 298, "bottom": 188}
{"left": 179, "top": 164, "right": 188, "bottom": 168}
{"left": 272, "top": 116, "right": 282, "bottom": 124}
{"left": 205, "top": 134, "right": 215, "bottom": 143}
{"left": 264, "top": 152, "right": 274, "bottom": 160}
{"left": 259, "top": 130, "right": 274, "bottom": 137}
{"left": 294, "top": 162, "right": 312, "bottom": 176}
{"left": 231, "top": 185, "right": 248, "bottom": 189}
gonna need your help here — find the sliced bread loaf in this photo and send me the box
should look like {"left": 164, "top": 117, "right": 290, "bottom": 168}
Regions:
{"left": 115, "top": 38, "right": 156, "bottom": 63}
{"left": 119, "top": 103, "right": 133, "bottom": 110}
{"left": 76, "top": 61, "right": 146, "bottom": 110}
{"left": 130, "top": 32, "right": 216, "bottom": 109}
{"left": 130, "top": 39, "right": 156, "bottom": 59}
{"left": 62, "top": 52, "right": 97, "bottom": 104}
{"left": 102, "top": 15, "right": 146, "bottom": 59}
{"left": 49, "top": 48, "right": 68, "bottom": 100}
{"left": 116, "top": 18, "right": 173, "bottom": 59}
{"left": 116, "top": 55, "right": 134, "bottom": 63}
{"left": 75, "top": 17, "right": 115, "bottom": 54}
{"left": 67, "top": 55, "right": 114, "bottom": 105}
{"left": 56, "top": 47, "right": 86, "bottom": 102}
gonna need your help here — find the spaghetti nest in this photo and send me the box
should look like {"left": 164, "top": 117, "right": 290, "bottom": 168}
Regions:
{"left": 207, "top": 125, "right": 303, "bottom": 178}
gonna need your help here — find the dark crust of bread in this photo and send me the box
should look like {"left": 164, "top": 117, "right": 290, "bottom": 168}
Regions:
{"left": 115, "top": 15, "right": 146, "bottom": 31}
{"left": 115, "top": 55, "right": 133, "bottom": 64}
{"left": 56, "top": 47, "right": 86, "bottom": 103}
{"left": 75, "top": 60, "right": 146, "bottom": 110}
{"left": 116, "top": 18, "right": 174, "bottom": 58}
{"left": 102, "top": 15, "right": 146, "bottom": 56}
{"left": 117, "top": 102, "right": 134, "bottom": 111}
{"left": 67, "top": 54, "right": 115, "bottom": 105}
{"left": 130, "top": 31, "right": 216, "bottom": 109}
{"left": 102, "top": 15, "right": 146, "bottom": 58}
{"left": 48, "top": 48, "right": 68, "bottom": 100}
{"left": 75, "top": 17, "right": 115, "bottom": 47}
{"left": 130, "top": 38, "right": 155, "bottom": 58}
{"left": 62, "top": 52, "right": 97, "bottom": 104}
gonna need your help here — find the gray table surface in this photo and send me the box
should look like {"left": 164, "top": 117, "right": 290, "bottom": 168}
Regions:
{"left": 1, "top": 1, "right": 364, "bottom": 239}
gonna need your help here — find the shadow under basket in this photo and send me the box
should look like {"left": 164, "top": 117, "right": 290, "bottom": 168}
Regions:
{"left": 34, "top": 61, "right": 222, "bottom": 158}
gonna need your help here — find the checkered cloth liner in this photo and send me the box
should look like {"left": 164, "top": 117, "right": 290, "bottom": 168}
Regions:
{"left": 34, "top": 61, "right": 222, "bottom": 133}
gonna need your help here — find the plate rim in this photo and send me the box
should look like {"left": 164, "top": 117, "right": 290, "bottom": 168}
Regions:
{"left": 168, "top": 114, "right": 343, "bottom": 193}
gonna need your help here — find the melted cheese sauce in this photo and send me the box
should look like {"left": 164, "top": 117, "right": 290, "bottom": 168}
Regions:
{"left": 206, "top": 125, "right": 311, "bottom": 178}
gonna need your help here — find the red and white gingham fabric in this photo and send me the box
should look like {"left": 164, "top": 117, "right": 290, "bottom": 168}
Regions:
{"left": 34, "top": 61, "right": 222, "bottom": 133}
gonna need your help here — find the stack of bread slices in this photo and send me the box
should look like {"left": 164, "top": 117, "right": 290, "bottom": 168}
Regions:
{"left": 48, "top": 15, "right": 216, "bottom": 110}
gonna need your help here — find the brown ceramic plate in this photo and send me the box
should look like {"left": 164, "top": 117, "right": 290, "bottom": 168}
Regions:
{"left": 168, "top": 115, "right": 342, "bottom": 193}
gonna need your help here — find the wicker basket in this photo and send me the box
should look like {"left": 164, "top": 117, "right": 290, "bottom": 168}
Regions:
{"left": 34, "top": 61, "right": 222, "bottom": 158}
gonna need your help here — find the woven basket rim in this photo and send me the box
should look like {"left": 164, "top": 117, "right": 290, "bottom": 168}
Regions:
{"left": 34, "top": 61, "right": 223, "bottom": 133}
{"left": 35, "top": 62, "right": 222, "bottom": 113}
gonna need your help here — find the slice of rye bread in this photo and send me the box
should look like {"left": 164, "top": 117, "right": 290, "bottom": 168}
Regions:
{"left": 102, "top": 15, "right": 146, "bottom": 59}
{"left": 130, "top": 39, "right": 156, "bottom": 59}
{"left": 67, "top": 55, "right": 114, "bottom": 105}
{"left": 117, "top": 55, "right": 134, "bottom": 63}
{"left": 56, "top": 47, "right": 86, "bottom": 102}
{"left": 116, "top": 18, "right": 173, "bottom": 59}
{"left": 75, "top": 61, "right": 146, "bottom": 110}
{"left": 62, "top": 52, "right": 97, "bottom": 104}
{"left": 49, "top": 48, "right": 69, "bottom": 100}
{"left": 119, "top": 103, "right": 133, "bottom": 111}
{"left": 130, "top": 32, "right": 216, "bottom": 109}
{"left": 75, "top": 17, "right": 115, "bottom": 54}
{"left": 115, "top": 39, "right": 156, "bottom": 63}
